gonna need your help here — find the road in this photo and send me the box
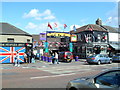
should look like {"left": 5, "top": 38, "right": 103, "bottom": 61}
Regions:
{"left": 1, "top": 60, "right": 119, "bottom": 88}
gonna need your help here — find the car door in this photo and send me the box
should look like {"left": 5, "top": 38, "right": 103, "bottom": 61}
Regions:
{"left": 104, "top": 55, "right": 109, "bottom": 63}
{"left": 94, "top": 70, "right": 120, "bottom": 88}
{"left": 99, "top": 54, "right": 105, "bottom": 63}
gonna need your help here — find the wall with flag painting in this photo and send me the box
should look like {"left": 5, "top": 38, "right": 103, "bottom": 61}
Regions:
{"left": 0, "top": 47, "right": 25, "bottom": 63}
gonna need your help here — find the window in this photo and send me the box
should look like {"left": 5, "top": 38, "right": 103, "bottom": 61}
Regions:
{"left": 95, "top": 70, "right": 120, "bottom": 87}
{"left": 7, "top": 38, "right": 14, "bottom": 42}
{"left": 27, "top": 39, "right": 30, "bottom": 43}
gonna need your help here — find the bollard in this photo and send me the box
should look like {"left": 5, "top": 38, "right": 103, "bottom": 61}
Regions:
{"left": 45, "top": 56, "right": 47, "bottom": 62}
{"left": 43, "top": 56, "right": 45, "bottom": 61}
{"left": 41, "top": 56, "right": 43, "bottom": 61}
{"left": 46, "top": 56, "right": 49, "bottom": 62}
{"left": 75, "top": 56, "right": 79, "bottom": 61}
{"left": 48, "top": 56, "right": 52, "bottom": 62}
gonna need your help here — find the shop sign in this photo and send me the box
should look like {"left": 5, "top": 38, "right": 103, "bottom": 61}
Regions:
{"left": 0, "top": 43, "right": 25, "bottom": 47}
{"left": 71, "top": 34, "right": 77, "bottom": 42}
{"left": 47, "top": 32, "right": 70, "bottom": 37}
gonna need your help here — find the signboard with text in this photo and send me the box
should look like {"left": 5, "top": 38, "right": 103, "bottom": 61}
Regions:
{"left": 71, "top": 34, "right": 77, "bottom": 42}
{"left": 47, "top": 31, "right": 70, "bottom": 38}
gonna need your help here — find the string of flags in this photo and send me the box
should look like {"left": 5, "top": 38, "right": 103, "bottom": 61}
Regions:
{"left": 47, "top": 22, "right": 68, "bottom": 30}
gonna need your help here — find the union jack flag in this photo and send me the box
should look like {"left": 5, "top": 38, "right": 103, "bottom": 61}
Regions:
{"left": 0, "top": 47, "right": 26, "bottom": 63}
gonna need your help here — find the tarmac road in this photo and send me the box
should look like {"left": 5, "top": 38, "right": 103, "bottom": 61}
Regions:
{"left": 1, "top": 60, "right": 119, "bottom": 88}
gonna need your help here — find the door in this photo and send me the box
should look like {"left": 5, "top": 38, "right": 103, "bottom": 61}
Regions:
{"left": 99, "top": 54, "right": 105, "bottom": 63}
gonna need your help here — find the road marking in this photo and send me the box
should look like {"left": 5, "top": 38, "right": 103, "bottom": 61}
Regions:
{"left": 30, "top": 73, "right": 76, "bottom": 79}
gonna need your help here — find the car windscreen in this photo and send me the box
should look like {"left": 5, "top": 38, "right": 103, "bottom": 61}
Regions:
{"left": 90, "top": 54, "right": 98, "bottom": 57}
{"left": 116, "top": 54, "right": 120, "bottom": 56}
{"left": 59, "top": 52, "right": 64, "bottom": 55}
{"left": 66, "top": 52, "right": 72, "bottom": 55}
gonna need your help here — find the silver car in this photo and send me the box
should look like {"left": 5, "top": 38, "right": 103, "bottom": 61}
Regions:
{"left": 66, "top": 68, "right": 120, "bottom": 89}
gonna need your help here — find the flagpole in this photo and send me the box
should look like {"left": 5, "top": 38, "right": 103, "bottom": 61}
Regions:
{"left": 46, "top": 23, "right": 48, "bottom": 42}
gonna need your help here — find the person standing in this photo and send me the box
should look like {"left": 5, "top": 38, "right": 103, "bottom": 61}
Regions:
{"left": 24, "top": 52, "right": 27, "bottom": 63}
{"left": 51, "top": 53, "right": 55, "bottom": 64}
{"left": 14, "top": 51, "right": 20, "bottom": 67}
{"left": 27, "top": 51, "right": 30, "bottom": 63}
{"left": 55, "top": 52, "right": 59, "bottom": 64}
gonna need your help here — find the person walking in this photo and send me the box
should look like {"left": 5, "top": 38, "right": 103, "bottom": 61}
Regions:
{"left": 14, "top": 51, "right": 20, "bottom": 67}
{"left": 55, "top": 52, "right": 59, "bottom": 64}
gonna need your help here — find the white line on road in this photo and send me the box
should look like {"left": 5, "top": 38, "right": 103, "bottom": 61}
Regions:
{"left": 30, "top": 73, "right": 76, "bottom": 79}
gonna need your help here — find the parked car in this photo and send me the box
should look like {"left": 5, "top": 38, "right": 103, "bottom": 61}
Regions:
{"left": 112, "top": 53, "right": 120, "bottom": 62}
{"left": 86, "top": 54, "right": 112, "bottom": 65}
{"left": 66, "top": 68, "right": 120, "bottom": 89}
{"left": 58, "top": 51, "right": 73, "bottom": 62}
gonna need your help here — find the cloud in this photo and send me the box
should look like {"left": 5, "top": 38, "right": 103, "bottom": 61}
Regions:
{"left": 23, "top": 9, "right": 40, "bottom": 18}
{"left": 23, "top": 9, "right": 56, "bottom": 20}
{"left": 25, "top": 22, "right": 37, "bottom": 29}
{"left": 105, "top": 3, "right": 118, "bottom": 27}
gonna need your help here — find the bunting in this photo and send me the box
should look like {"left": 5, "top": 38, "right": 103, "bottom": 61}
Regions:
{"left": 64, "top": 24, "right": 67, "bottom": 29}
{"left": 54, "top": 23, "right": 57, "bottom": 27}
{"left": 48, "top": 23, "right": 53, "bottom": 29}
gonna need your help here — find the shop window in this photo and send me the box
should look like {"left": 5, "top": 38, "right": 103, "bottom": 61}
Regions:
{"left": 7, "top": 38, "right": 14, "bottom": 42}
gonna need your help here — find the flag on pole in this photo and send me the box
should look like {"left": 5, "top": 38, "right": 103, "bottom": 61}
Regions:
{"left": 73, "top": 25, "right": 76, "bottom": 31}
{"left": 54, "top": 23, "right": 57, "bottom": 27}
{"left": 48, "top": 23, "right": 53, "bottom": 29}
{"left": 64, "top": 24, "right": 67, "bottom": 29}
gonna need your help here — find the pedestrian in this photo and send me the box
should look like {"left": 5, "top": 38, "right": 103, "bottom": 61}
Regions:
{"left": 14, "top": 51, "right": 20, "bottom": 67}
{"left": 31, "top": 52, "right": 35, "bottom": 63}
{"left": 24, "top": 52, "right": 27, "bottom": 63}
{"left": 51, "top": 53, "right": 55, "bottom": 64}
{"left": 55, "top": 52, "right": 59, "bottom": 64}
{"left": 27, "top": 51, "right": 30, "bottom": 63}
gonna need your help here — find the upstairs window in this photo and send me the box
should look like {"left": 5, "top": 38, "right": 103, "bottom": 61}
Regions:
{"left": 7, "top": 38, "right": 14, "bottom": 42}
{"left": 27, "top": 39, "right": 30, "bottom": 43}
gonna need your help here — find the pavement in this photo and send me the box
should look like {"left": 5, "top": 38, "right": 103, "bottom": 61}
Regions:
{"left": 1, "top": 59, "right": 86, "bottom": 69}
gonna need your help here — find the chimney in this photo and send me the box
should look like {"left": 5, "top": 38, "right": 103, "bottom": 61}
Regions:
{"left": 96, "top": 18, "right": 102, "bottom": 25}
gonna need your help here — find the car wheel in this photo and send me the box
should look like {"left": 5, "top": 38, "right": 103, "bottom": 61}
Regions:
{"left": 68, "top": 60, "right": 72, "bottom": 62}
{"left": 97, "top": 60, "right": 101, "bottom": 65}
{"left": 69, "top": 87, "right": 77, "bottom": 90}
{"left": 109, "top": 60, "right": 112, "bottom": 64}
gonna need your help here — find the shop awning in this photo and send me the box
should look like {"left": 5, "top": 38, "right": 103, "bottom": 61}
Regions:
{"left": 109, "top": 44, "right": 120, "bottom": 50}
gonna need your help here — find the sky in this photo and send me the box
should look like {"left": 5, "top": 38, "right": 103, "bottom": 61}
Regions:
{"left": 2, "top": 1, "right": 118, "bottom": 34}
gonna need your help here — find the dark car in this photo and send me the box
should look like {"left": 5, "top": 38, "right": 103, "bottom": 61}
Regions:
{"left": 112, "top": 53, "right": 120, "bottom": 62}
{"left": 86, "top": 54, "right": 112, "bottom": 65}
{"left": 66, "top": 68, "right": 120, "bottom": 89}
{"left": 58, "top": 51, "right": 73, "bottom": 62}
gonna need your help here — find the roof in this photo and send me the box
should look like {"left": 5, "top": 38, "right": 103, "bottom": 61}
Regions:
{"left": 32, "top": 34, "right": 40, "bottom": 41}
{"left": 109, "top": 43, "right": 120, "bottom": 50}
{"left": 0, "top": 23, "right": 32, "bottom": 36}
{"left": 70, "top": 24, "right": 119, "bottom": 34}
{"left": 102, "top": 25, "right": 119, "bottom": 33}
{"left": 70, "top": 24, "right": 108, "bottom": 34}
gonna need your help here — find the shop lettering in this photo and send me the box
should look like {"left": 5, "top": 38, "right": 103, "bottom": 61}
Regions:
{"left": 0, "top": 43, "right": 25, "bottom": 47}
